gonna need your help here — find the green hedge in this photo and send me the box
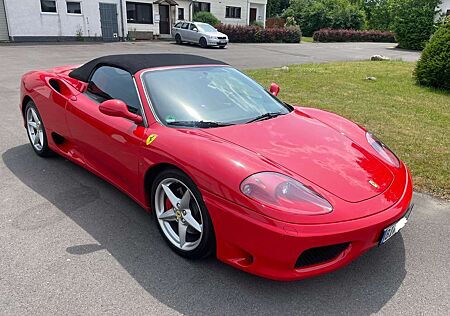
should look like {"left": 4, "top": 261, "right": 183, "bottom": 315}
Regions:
{"left": 215, "top": 25, "right": 301, "bottom": 43}
{"left": 415, "top": 20, "right": 450, "bottom": 90}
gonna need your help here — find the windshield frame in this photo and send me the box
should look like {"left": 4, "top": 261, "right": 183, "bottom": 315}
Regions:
{"left": 139, "top": 65, "right": 292, "bottom": 128}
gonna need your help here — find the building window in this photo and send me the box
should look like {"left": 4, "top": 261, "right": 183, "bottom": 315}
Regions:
{"left": 178, "top": 8, "right": 184, "bottom": 20}
{"left": 225, "top": 6, "right": 241, "bottom": 19}
{"left": 67, "top": 2, "right": 81, "bottom": 14}
{"left": 193, "top": 2, "right": 210, "bottom": 14}
{"left": 126, "top": 2, "right": 153, "bottom": 24}
{"left": 41, "top": 0, "right": 57, "bottom": 13}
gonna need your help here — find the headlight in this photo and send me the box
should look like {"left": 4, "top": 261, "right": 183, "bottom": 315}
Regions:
{"left": 366, "top": 132, "right": 400, "bottom": 168}
{"left": 209, "top": 36, "right": 218, "bottom": 39}
{"left": 240, "top": 172, "right": 333, "bottom": 215}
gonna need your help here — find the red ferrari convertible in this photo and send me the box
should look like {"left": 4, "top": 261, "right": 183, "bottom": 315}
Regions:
{"left": 20, "top": 54, "right": 413, "bottom": 280}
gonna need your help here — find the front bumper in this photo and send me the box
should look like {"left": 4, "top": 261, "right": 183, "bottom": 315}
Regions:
{"left": 206, "top": 38, "right": 228, "bottom": 46}
{"left": 202, "top": 171, "right": 413, "bottom": 281}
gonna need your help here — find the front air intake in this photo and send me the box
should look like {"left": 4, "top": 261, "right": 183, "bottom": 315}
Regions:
{"left": 295, "top": 243, "right": 350, "bottom": 268}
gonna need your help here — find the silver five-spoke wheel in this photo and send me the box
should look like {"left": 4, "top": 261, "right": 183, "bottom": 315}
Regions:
{"left": 26, "top": 107, "right": 44, "bottom": 151}
{"left": 155, "top": 178, "right": 203, "bottom": 251}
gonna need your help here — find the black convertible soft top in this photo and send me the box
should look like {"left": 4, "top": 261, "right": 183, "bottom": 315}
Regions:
{"left": 69, "top": 54, "right": 228, "bottom": 82}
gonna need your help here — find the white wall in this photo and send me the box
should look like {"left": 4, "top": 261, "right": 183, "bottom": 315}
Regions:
{"left": 200, "top": 0, "right": 267, "bottom": 26}
{"left": 4, "top": 0, "right": 123, "bottom": 38}
{"left": 209, "top": 0, "right": 248, "bottom": 25}
{"left": 2, "top": 0, "right": 268, "bottom": 40}
{"left": 440, "top": 0, "right": 450, "bottom": 15}
{"left": 249, "top": 2, "right": 266, "bottom": 26}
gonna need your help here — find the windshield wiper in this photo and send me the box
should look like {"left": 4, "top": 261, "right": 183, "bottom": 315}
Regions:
{"left": 246, "top": 112, "right": 285, "bottom": 124}
{"left": 167, "top": 120, "right": 235, "bottom": 128}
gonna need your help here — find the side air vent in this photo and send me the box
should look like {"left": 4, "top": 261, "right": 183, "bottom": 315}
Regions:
{"left": 49, "top": 79, "right": 61, "bottom": 93}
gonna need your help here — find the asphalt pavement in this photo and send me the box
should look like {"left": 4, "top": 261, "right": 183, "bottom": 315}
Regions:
{"left": 0, "top": 41, "right": 448, "bottom": 315}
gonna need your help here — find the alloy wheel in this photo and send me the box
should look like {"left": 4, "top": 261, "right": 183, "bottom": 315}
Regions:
{"left": 26, "top": 107, "right": 44, "bottom": 151}
{"left": 155, "top": 178, "right": 204, "bottom": 251}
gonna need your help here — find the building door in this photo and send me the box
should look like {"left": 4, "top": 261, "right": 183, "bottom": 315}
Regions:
{"left": 99, "top": 3, "right": 119, "bottom": 41}
{"left": 159, "top": 5, "right": 170, "bottom": 34}
{"left": 0, "top": 0, "right": 9, "bottom": 41}
{"left": 249, "top": 8, "right": 257, "bottom": 24}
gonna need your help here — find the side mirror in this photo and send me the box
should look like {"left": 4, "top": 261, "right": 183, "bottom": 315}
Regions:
{"left": 269, "top": 83, "right": 280, "bottom": 96}
{"left": 99, "top": 99, "right": 143, "bottom": 124}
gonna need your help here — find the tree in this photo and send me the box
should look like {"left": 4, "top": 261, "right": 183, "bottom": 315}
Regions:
{"left": 392, "top": 0, "right": 442, "bottom": 50}
{"left": 267, "top": 0, "right": 290, "bottom": 18}
{"left": 193, "top": 12, "right": 220, "bottom": 26}
{"left": 283, "top": 0, "right": 367, "bottom": 36}
{"left": 363, "top": 0, "right": 396, "bottom": 31}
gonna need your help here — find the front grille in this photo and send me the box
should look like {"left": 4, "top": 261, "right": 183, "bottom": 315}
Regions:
{"left": 217, "top": 37, "right": 226, "bottom": 40}
{"left": 295, "top": 243, "right": 350, "bottom": 268}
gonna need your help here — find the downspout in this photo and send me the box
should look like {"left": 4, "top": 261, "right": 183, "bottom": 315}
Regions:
{"left": 1, "top": 0, "right": 11, "bottom": 42}
{"left": 119, "top": 0, "right": 125, "bottom": 41}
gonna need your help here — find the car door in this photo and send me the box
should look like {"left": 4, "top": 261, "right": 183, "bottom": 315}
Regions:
{"left": 180, "top": 22, "right": 190, "bottom": 41}
{"left": 65, "top": 66, "right": 147, "bottom": 197}
{"left": 188, "top": 23, "right": 201, "bottom": 43}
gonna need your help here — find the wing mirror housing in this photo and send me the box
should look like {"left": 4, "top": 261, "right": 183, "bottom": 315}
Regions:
{"left": 270, "top": 83, "right": 280, "bottom": 96}
{"left": 99, "top": 99, "right": 143, "bottom": 124}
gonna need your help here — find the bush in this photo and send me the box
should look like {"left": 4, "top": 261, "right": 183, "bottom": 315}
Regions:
{"left": 415, "top": 20, "right": 450, "bottom": 90}
{"left": 193, "top": 12, "right": 220, "bottom": 26}
{"left": 283, "top": 0, "right": 366, "bottom": 37}
{"left": 392, "top": 0, "right": 441, "bottom": 50}
{"left": 266, "top": 17, "right": 286, "bottom": 28}
{"left": 313, "top": 28, "right": 396, "bottom": 42}
{"left": 215, "top": 25, "right": 301, "bottom": 43}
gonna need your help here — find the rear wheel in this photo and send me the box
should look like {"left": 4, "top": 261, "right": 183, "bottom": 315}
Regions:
{"left": 175, "top": 33, "right": 182, "bottom": 44}
{"left": 151, "top": 168, "right": 215, "bottom": 259}
{"left": 199, "top": 37, "right": 208, "bottom": 48}
{"left": 25, "top": 101, "right": 52, "bottom": 157}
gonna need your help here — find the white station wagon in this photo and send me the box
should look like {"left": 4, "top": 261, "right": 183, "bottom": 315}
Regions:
{"left": 172, "top": 21, "right": 229, "bottom": 48}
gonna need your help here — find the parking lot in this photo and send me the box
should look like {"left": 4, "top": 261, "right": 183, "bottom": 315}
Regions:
{"left": 0, "top": 41, "right": 448, "bottom": 315}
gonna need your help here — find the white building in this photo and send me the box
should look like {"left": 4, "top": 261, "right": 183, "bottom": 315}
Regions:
{"left": 440, "top": 0, "right": 450, "bottom": 17}
{"left": 0, "top": 0, "right": 267, "bottom": 42}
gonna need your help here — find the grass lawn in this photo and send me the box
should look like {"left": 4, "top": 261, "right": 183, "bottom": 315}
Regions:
{"left": 246, "top": 61, "right": 450, "bottom": 199}
{"left": 301, "top": 37, "right": 314, "bottom": 43}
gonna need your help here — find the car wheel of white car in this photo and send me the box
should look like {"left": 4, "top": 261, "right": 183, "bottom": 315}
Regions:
{"left": 199, "top": 37, "right": 208, "bottom": 48}
{"left": 175, "top": 34, "right": 182, "bottom": 44}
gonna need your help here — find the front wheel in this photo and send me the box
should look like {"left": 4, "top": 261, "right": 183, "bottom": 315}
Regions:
{"left": 151, "top": 168, "right": 215, "bottom": 259}
{"left": 199, "top": 37, "right": 208, "bottom": 48}
{"left": 25, "top": 101, "right": 52, "bottom": 157}
{"left": 175, "top": 33, "right": 182, "bottom": 44}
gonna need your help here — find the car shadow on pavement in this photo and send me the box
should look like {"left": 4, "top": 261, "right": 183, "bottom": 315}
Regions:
{"left": 3, "top": 144, "right": 407, "bottom": 316}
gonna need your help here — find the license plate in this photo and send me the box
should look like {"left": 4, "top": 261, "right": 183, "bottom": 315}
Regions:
{"left": 219, "top": 41, "right": 227, "bottom": 44}
{"left": 379, "top": 205, "right": 413, "bottom": 245}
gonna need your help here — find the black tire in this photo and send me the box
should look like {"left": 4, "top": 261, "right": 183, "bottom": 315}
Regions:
{"left": 199, "top": 37, "right": 208, "bottom": 48}
{"left": 175, "top": 33, "right": 182, "bottom": 44}
{"left": 151, "top": 168, "right": 215, "bottom": 259}
{"left": 24, "top": 101, "right": 53, "bottom": 157}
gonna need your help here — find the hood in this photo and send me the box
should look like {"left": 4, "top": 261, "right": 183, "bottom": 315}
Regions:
{"left": 205, "top": 110, "right": 394, "bottom": 203}
{"left": 203, "top": 31, "right": 227, "bottom": 37}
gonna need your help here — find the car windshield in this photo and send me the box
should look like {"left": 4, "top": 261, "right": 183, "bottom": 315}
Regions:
{"left": 197, "top": 24, "right": 217, "bottom": 33}
{"left": 142, "top": 66, "right": 292, "bottom": 127}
